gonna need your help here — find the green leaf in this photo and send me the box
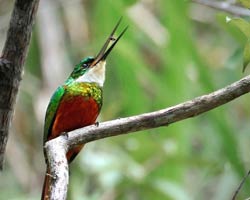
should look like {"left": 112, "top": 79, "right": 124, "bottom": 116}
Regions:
{"left": 216, "top": 14, "right": 246, "bottom": 44}
{"left": 238, "top": 0, "right": 250, "bottom": 8}
{"left": 228, "top": 18, "right": 250, "bottom": 38}
{"left": 243, "top": 39, "right": 250, "bottom": 72}
{"left": 216, "top": 13, "right": 247, "bottom": 45}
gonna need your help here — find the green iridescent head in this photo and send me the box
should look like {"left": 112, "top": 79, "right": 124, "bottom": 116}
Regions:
{"left": 70, "top": 57, "right": 95, "bottom": 80}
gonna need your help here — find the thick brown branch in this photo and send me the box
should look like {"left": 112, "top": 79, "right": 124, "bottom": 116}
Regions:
{"left": 0, "top": 0, "right": 39, "bottom": 170}
{"left": 46, "top": 136, "right": 69, "bottom": 200}
{"left": 45, "top": 75, "right": 250, "bottom": 200}
{"left": 192, "top": 0, "right": 250, "bottom": 17}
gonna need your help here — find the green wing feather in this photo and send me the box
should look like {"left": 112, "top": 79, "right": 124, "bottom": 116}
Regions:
{"left": 43, "top": 86, "right": 65, "bottom": 143}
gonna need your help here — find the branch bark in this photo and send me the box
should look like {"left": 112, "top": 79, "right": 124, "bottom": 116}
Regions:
{"left": 0, "top": 0, "right": 39, "bottom": 170}
{"left": 192, "top": 0, "right": 250, "bottom": 17}
{"left": 45, "top": 75, "right": 250, "bottom": 200}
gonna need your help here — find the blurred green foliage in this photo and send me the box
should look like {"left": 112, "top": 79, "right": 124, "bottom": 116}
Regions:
{"left": 1, "top": 0, "right": 250, "bottom": 200}
{"left": 227, "top": 17, "right": 250, "bottom": 72}
{"left": 239, "top": 0, "right": 250, "bottom": 9}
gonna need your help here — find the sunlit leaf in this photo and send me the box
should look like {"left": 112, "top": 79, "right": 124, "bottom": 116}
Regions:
{"left": 229, "top": 18, "right": 250, "bottom": 38}
{"left": 238, "top": 0, "right": 250, "bottom": 8}
{"left": 216, "top": 14, "right": 246, "bottom": 44}
{"left": 243, "top": 39, "right": 250, "bottom": 72}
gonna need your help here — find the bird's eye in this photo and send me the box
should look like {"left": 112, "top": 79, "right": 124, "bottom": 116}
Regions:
{"left": 82, "top": 63, "right": 88, "bottom": 68}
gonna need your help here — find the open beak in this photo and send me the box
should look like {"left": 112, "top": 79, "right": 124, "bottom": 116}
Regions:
{"left": 90, "top": 18, "right": 128, "bottom": 67}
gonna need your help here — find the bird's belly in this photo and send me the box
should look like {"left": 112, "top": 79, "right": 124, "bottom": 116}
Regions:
{"left": 50, "top": 96, "right": 100, "bottom": 140}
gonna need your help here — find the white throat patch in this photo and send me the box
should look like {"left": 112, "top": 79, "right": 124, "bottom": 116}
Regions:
{"left": 75, "top": 61, "right": 106, "bottom": 86}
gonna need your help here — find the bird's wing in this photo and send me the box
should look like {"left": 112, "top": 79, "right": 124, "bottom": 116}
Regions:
{"left": 43, "top": 86, "right": 65, "bottom": 143}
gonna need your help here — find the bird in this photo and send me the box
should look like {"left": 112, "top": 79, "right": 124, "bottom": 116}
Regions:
{"left": 41, "top": 18, "right": 127, "bottom": 200}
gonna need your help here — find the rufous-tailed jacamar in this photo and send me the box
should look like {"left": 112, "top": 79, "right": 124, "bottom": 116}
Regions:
{"left": 42, "top": 19, "right": 127, "bottom": 200}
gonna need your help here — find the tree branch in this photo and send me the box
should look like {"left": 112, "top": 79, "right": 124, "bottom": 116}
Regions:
{"left": 0, "top": 0, "right": 39, "bottom": 170}
{"left": 192, "top": 0, "right": 250, "bottom": 17}
{"left": 45, "top": 75, "right": 250, "bottom": 200}
{"left": 46, "top": 136, "right": 69, "bottom": 200}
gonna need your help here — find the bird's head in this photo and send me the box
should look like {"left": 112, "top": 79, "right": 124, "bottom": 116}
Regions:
{"left": 68, "top": 19, "right": 128, "bottom": 87}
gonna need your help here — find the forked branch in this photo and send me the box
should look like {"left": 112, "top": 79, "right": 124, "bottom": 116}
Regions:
{"left": 45, "top": 75, "right": 250, "bottom": 200}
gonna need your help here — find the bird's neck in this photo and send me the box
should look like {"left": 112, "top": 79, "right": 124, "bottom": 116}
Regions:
{"left": 70, "top": 61, "right": 106, "bottom": 87}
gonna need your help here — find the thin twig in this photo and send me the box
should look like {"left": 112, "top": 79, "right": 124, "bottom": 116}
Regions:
{"left": 192, "top": 0, "right": 250, "bottom": 17}
{"left": 232, "top": 170, "right": 250, "bottom": 200}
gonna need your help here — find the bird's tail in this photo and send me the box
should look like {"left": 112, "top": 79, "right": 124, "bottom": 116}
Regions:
{"left": 41, "top": 167, "right": 51, "bottom": 200}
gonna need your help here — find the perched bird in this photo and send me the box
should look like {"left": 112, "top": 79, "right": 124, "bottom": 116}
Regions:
{"left": 41, "top": 19, "right": 127, "bottom": 200}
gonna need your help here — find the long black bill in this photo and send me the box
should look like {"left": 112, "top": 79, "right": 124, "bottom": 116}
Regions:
{"left": 90, "top": 18, "right": 128, "bottom": 67}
